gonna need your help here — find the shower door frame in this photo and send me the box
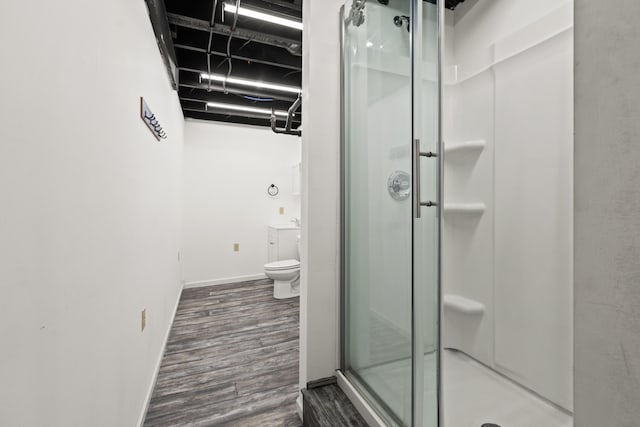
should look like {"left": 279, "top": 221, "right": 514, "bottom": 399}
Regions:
{"left": 338, "top": 0, "right": 445, "bottom": 425}
{"left": 338, "top": 5, "right": 405, "bottom": 425}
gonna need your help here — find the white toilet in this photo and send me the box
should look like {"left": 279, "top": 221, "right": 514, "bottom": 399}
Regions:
{"left": 264, "top": 231, "right": 300, "bottom": 299}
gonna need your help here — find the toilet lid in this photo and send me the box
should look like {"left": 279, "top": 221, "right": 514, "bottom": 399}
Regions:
{"left": 264, "top": 259, "right": 300, "bottom": 271}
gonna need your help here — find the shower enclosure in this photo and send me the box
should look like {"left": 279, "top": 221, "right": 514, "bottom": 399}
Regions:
{"left": 340, "top": 0, "right": 573, "bottom": 426}
{"left": 341, "top": 0, "right": 442, "bottom": 425}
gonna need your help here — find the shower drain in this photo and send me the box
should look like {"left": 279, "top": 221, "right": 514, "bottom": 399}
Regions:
{"left": 481, "top": 424, "right": 501, "bottom": 427}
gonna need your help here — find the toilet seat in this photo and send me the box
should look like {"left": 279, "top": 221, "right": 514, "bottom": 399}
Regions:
{"left": 264, "top": 259, "right": 300, "bottom": 271}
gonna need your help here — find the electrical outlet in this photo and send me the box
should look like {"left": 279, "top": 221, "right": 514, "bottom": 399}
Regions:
{"left": 141, "top": 309, "right": 146, "bottom": 332}
{"left": 279, "top": 207, "right": 285, "bottom": 215}
{"left": 234, "top": 243, "right": 240, "bottom": 252}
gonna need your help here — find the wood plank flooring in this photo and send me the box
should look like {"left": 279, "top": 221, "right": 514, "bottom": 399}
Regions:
{"left": 144, "top": 279, "right": 301, "bottom": 427}
{"left": 302, "top": 384, "right": 367, "bottom": 427}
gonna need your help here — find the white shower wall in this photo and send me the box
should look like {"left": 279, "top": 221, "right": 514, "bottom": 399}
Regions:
{"left": 442, "top": 0, "right": 574, "bottom": 411}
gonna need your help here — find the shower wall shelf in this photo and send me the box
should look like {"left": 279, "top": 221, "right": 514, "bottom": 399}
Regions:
{"left": 443, "top": 294, "right": 485, "bottom": 315}
{"left": 443, "top": 203, "right": 486, "bottom": 215}
{"left": 444, "top": 139, "right": 486, "bottom": 155}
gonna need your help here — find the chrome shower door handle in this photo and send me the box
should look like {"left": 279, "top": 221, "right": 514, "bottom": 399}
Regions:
{"left": 413, "top": 138, "right": 438, "bottom": 219}
{"left": 413, "top": 138, "right": 421, "bottom": 218}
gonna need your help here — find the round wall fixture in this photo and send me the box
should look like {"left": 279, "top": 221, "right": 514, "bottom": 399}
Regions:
{"left": 268, "top": 184, "right": 279, "bottom": 197}
{"left": 387, "top": 171, "right": 411, "bottom": 201}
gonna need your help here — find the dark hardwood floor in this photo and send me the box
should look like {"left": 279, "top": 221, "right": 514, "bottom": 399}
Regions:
{"left": 302, "top": 383, "right": 368, "bottom": 427}
{"left": 144, "top": 279, "right": 301, "bottom": 427}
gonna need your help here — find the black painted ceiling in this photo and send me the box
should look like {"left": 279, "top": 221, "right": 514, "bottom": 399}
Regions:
{"left": 164, "top": 0, "right": 303, "bottom": 128}
{"left": 162, "top": 0, "right": 464, "bottom": 128}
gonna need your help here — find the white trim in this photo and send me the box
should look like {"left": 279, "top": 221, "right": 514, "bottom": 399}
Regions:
{"left": 336, "top": 370, "right": 387, "bottom": 427}
{"left": 296, "top": 394, "right": 303, "bottom": 421}
{"left": 184, "top": 273, "right": 267, "bottom": 289}
{"left": 136, "top": 283, "right": 184, "bottom": 427}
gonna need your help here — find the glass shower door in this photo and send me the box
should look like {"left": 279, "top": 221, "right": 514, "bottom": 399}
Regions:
{"left": 341, "top": 1, "right": 441, "bottom": 426}
{"left": 411, "top": 1, "right": 441, "bottom": 426}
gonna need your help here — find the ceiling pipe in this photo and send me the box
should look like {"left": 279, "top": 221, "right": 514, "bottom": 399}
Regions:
{"left": 183, "top": 107, "right": 297, "bottom": 122}
{"left": 174, "top": 44, "right": 302, "bottom": 71}
{"left": 271, "top": 94, "right": 302, "bottom": 137}
{"left": 167, "top": 13, "right": 302, "bottom": 56}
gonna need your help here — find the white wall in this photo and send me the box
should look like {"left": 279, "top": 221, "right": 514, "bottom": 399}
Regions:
{"left": 443, "top": 0, "right": 573, "bottom": 410}
{"left": 0, "top": 1, "right": 184, "bottom": 426}
{"left": 182, "top": 120, "right": 301, "bottom": 286}
{"left": 575, "top": 0, "right": 640, "bottom": 425}
{"left": 300, "top": 0, "right": 344, "bottom": 390}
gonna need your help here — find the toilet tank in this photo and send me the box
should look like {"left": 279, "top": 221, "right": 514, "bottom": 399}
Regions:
{"left": 268, "top": 225, "right": 301, "bottom": 262}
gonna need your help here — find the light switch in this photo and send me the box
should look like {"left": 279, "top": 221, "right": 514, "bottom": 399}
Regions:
{"left": 234, "top": 243, "right": 240, "bottom": 252}
{"left": 279, "top": 207, "right": 285, "bottom": 215}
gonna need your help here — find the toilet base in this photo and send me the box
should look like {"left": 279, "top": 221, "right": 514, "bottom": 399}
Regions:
{"left": 273, "top": 279, "right": 300, "bottom": 299}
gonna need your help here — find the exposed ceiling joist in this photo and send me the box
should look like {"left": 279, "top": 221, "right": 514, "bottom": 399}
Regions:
{"left": 175, "top": 52, "right": 301, "bottom": 86}
{"left": 174, "top": 43, "right": 301, "bottom": 71}
{"left": 167, "top": 12, "right": 302, "bottom": 56}
{"left": 162, "top": 0, "right": 303, "bottom": 128}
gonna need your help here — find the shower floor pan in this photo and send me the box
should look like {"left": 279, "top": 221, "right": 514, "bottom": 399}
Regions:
{"left": 356, "top": 350, "right": 573, "bottom": 427}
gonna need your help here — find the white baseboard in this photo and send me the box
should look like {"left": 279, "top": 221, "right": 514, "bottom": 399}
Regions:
{"left": 136, "top": 283, "right": 184, "bottom": 427}
{"left": 184, "top": 273, "right": 267, "bottom": 289}
{"left": 296, "top": 394, "right": 303, "bottom": 421}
